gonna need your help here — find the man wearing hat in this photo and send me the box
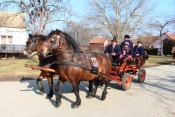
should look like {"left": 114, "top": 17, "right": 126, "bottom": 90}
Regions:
{"left": 104, "top": 36, "right": 121, "bottom": 63}
{"left": 134, "top": 41, "right": 144, "bottom": 57}
{"left": 120, "top": 35, "right": 134, "bottom": 55}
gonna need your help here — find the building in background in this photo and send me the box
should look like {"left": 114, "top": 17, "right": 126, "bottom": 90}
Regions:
{"left": 0, "top": 10, "right": 28, "bottom": 59}
{"left": 89, "top": 37, "right": 107, "bottom": 53}
{"left": 150, "top": 32, "right": 175, "bottom": 48}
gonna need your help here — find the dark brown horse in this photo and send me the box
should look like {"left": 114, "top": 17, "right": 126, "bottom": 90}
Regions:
{"left": 24, "top": 34, "right": 57, "bottom": 99}
{"left": 38, "top": 29, "right": 112, "bottom": 108}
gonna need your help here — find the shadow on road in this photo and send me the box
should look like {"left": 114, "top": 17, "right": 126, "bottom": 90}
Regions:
{"left": 19, "top": 78, "right": 103, "bottom": 107}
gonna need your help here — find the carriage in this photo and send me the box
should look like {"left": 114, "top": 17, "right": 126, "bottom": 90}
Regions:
{"left": 109, "top": 55, "right": 147, "bottom": 91}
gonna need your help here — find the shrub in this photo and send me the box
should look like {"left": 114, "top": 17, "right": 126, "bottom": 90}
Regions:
{"left": 163, "top": 39, "right": 175, "bottom": 55}
{"left": 144, "top": 48, "right": 158, "bottom": 55}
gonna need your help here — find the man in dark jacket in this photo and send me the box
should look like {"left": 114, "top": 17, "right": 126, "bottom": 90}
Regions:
{"left": 133, "top": 41, "right": 145, "bottom": 67}
{"left": 104, "top": 36, "right": 121, "bottom": 63}
{"left": 134, "top": 41, "right": 144, "bottom": 57}
{"left": 120, "top": 35, "right": 134, "bottom": 55}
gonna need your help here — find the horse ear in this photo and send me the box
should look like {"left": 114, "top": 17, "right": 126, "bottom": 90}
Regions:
{"left": 29, "top": 34, "right": 32, "bottom": 37}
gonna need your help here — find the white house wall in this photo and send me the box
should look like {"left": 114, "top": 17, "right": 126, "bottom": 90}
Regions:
{"left": 149, "top": 34, "right": 170, "bottom": 48}
{"left": 0, "top": 27, "right": 28, "bottom": 45}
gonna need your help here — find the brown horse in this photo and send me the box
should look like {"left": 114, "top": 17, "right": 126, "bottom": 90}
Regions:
{"left": 38, "top": 29, "right": 112, "bottom": 108}
{"left": 24, "top": 34, "right": 57, "bottom": 99}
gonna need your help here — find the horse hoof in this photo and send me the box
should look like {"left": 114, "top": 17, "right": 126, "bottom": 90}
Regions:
{"left": 86, "top": 94, "right": 95, "bottom": 99}
{"left": 72, "top": 103, "right": 80, "bottom": 109}
{"left": 46, "top": 95, "right": 53, "bottom": 99}
{"left": 55, "top": 100, "right": 62, "bottom": 108}
{"left": 39, "top": 89, "right": 45, "bottom": 93}
{"left": 101, "top": 95, "right": 106, "bottom": 101}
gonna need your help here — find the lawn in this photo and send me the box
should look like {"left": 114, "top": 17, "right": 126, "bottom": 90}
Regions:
{"left": 144, "top": 55, "right": 172, "bottom": 67}
{"left": 0, "top": 56, "right": 40, "bottom": 81}
{"left": 0, "top": 55, "right": 173, "bottom": 81}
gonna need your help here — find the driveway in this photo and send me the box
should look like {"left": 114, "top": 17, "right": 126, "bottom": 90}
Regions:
{"left": 0, "top": 65, "right": 174, "bottom": 117}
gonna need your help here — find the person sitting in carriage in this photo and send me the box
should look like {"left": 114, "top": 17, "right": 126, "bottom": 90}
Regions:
{"left": 134, "top": 41, "right": 144, "bottom": 57}
{"left": 104, "top": 36, "right": 121, "bottom": 64}
{"left": 118, "top": 41, "right": 133, "bottom": 65}
{"left": 133, "top": 41, "right": 145, "bottom": 66}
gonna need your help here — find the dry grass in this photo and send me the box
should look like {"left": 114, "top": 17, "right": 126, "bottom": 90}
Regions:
{"left": 144, "top": 55, "right": 172, "bottom": 67}
{"left": 0, "top": 56, "right": 40, "bottom": 81}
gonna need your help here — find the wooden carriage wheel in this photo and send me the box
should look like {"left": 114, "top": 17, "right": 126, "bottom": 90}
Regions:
{"left": 121, "top": 73, "right": 132, "bottom": 91}
{"left": 138, "top": 69, "right": 146, "bottom": 83}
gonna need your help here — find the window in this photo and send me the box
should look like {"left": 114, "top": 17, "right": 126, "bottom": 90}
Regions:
{"left": 1, "top": 36, "right": 6, "bottom": 44}
{"left": 8, "top": 36, "right": 12, "bottom": 43}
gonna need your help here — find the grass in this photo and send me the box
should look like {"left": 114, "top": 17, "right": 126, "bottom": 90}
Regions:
{"left": 144, "top": 55, "right": 172, "bottom": 67}
{"left": 0, "top": 56, "right": 40, "bottom": 81}
{"left": 0, "top": 55, "right": 173, "bottom": 81}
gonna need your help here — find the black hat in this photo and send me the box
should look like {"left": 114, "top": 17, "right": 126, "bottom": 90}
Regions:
{"left": 137, "top": 41, "right": 142, "bottom": 44}
{"left": 124, "top": 35, "right": 130, "bottom": 38}
{"left": 111, "top": 39, "right": 117, "bottom": 42}
{"left": 111, "top": 36, "right": 117, "bottom": 42}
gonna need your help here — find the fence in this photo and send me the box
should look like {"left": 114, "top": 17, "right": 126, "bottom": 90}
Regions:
{"left": 0, "top": 44, "right": 26, "bottom": 53}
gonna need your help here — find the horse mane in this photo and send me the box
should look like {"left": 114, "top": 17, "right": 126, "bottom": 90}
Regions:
{"left": 28, "top": 34, "right": 47, "bottom": 41}
{"left": 47, "top": 29, "right": 80, "bottom": 52}
{"left": 33, "top": 34, "right": 47, "bottom": 41}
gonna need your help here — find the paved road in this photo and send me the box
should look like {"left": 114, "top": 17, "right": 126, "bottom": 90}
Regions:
{"left": 0, "top": 65, "right": 175, "bottom": 117}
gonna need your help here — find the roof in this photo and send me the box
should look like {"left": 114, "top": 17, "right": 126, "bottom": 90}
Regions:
{"left": 89, "top": 37, "right": 107, "bottom": 44}
{"left": 131, "top": 36, "right": 158, "bottom": 44}
{"left": 0, "top": 10, "right": 26, "bottom": 29}
{"left": 131, "top": 36, "right": 158, "bottom": 48}
{"left": 165, "top": 32, "right": 175, "bottom": 40}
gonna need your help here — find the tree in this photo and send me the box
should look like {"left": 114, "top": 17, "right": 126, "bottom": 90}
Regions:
{"left": 0, "top": 0, "right": 73, "bottom": 34}
{"left": 63, "top": 21, "right": 100, "bottom": 46}
{"left": 84, "top": 0, "right": 157, "bottom": 43}
{"left": 149, "top": 20, "right": 174, "bottom": 57}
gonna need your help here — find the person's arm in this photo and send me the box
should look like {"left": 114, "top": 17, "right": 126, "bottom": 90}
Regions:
{"left": 120, "top": 42, "right": 124, "bottom": 49}
{"left": 140, "top": 47, "right": 144, "bottom": 55}
{"left": 104, "top": 46, "right": 108, "bottom": 54}
{"left": 115, "top": 46, "right": 121, "bottom": 56}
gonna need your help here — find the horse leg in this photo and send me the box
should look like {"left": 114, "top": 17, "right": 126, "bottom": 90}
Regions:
{"left": 87, "top": 80, "right": 93, "bottom": 99}
{"left": 55, "top": 78, "right": 64, "bottom": 108}
{"left": 46, "top": 74, "right": 54, "bottom": 99}
{"left": 36, "top": 71, "right": 45, "bottom": 93}
{"left": 72, "top": 82, "right": 81, "bottom": 108}
{"left": 101, "top": 79, "right": 110, "bottom": 101}
{"left": 91, "top": 79, "right": 100, "bottom": 97}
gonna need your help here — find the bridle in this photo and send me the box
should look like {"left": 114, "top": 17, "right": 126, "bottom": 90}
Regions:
{"left": 45, "top": 34, "right": 63, "bottom": 53}
{"left": 25, "top": 36, "right": 38, "bottom": 53}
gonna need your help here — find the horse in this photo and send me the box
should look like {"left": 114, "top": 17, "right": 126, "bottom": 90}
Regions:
{"left": 38, "top": 29, "right": 112, "bottom": 108}
{"left": 172, "top": 46, "right": 175, "bottom": 65}
{"left": 24, "top": 34, "right": 57, "bottom": 99}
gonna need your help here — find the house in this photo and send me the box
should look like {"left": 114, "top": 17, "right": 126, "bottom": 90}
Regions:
{"left": 131, "top": 36, "right": 158, "bottom": 48}
{"left": 89, "top": 37, "right": 107, "bottom": 53}
{"left": 0, "top": 10, "right": 28, "bottom": 59}
{"left": 150, "top": 32, "right": 175, "bottom": 48}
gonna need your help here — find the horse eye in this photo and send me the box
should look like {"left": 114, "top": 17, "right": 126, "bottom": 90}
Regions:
{"left": 50, "top": 38, "right": 55, "bottom": 43}
{"left": 26, "top": 41, "right": 30, "bottom": 45}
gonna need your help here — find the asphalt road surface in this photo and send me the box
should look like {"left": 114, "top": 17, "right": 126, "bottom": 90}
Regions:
{"left": 0, "top": 65, "right": 174, "bottom": 117}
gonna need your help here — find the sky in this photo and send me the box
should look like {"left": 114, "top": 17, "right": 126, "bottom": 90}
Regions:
{"left": 68, "top": 0, "right": 175, "bottom": 34}
{"left": 3, "top": 0, "right": 175, "bottom": 33}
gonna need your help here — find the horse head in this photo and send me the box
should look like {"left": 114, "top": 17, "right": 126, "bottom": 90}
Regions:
{"left": 23, "top": 34, "right": 38, "bottom": 57}
{"left": 39, "top": 29, "right": 79, "bottom": 58}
